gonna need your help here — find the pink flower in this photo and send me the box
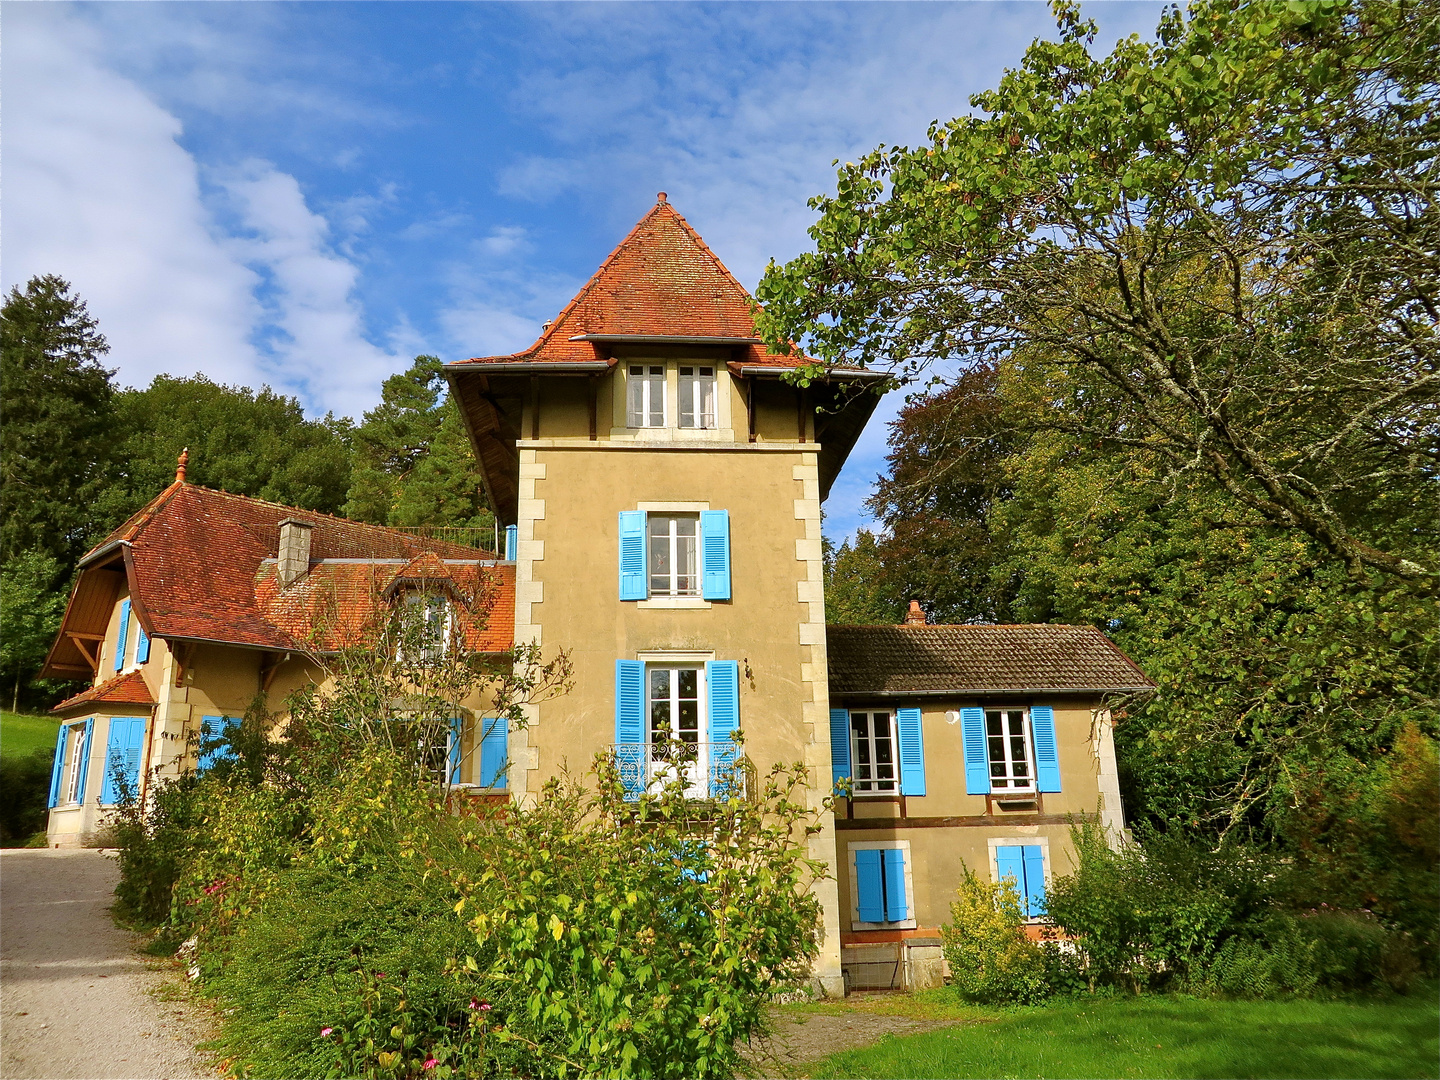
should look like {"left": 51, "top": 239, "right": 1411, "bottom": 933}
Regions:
{"left": 319, "top": 1028, "right": 333, "bottom": 1037}
{"left": 423, "top": 1057, "right": 438, "bottom": 1070}
{"left": 480, "top": 1002, "right": 492, "bottom": 1011}
{"left": 469, "top": 998, "right": 492, "bottom": 1011}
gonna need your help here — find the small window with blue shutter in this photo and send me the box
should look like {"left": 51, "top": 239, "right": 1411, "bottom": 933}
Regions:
{"left": 115, "top": 599, "right": 132, "bottom": 671}
{"left": 852, "top": 844, "right": 912, "bottom": 926}
{"left": 829, "top": 707, "right": 851, "bottom": 793}
{"left": 699, "top": 510, "right": 730, "bottom": 601}
{"left": 705, "top": 660, "right": 739, "bottom": 797}
{"left": 477, "top": 717, "right": 508, "bottom": 789}
{"left": 197, "top": 715, "right": 241, "bottom": 772}
{"left": 614, "top": 659, "right": 645, "bottom": 799}
{"left": 995, "top": 844, "right": 1048, "bottom": 919}
{"left": 102, "top": 716, "right": 148, "bottom": 805}
{"left": 965, "top": 706, "right": 1063, "bottom": 796}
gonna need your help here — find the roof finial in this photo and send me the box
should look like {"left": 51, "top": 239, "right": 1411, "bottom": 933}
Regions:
{"left": 656, "top": 191, "right": 667, "bottom": 205}
{"left": 175, "top": 447, "right": 189, "bottom": 484}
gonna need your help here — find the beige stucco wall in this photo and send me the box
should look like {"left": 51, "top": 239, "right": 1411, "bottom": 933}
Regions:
{"left": 830, "top": 696, "right": 1122, "bottom": 935}
{"left": 512, "top": 364, "right": 842, "bottom": 992}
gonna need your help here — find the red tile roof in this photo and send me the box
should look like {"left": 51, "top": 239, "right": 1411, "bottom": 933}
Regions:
{"left": 52, "top": 670, "right": 156, "bottom": 714}
{"left": 79, "top": 481, "right": 514, "bottom": 655}
{"left": 449, "top": 196, "right": 812, "bottom": 372}
{"left": 827, "top": 623, "right": 1155, "bottom": 695}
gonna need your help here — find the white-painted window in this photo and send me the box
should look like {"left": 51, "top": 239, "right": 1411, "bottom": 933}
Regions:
{"left": 647, "top": 514, "right": 699, "bottom": 596}
{"left": 64, "top": 725, "right": 86, "bottom": 804}
{"left": 849, "top": 710, "right": 897, "bottom": 794}
{"left": 627, "top": 365, "right": 666, "bottom": 427}
{"left": 678, "top": 366, "right": 716, "bottom": 429}
{"left": 400, "top": 592, "right": 452, "bottom": 661}
{"left": 648, "top": 664, "right": 706, "bottom": 797}
{"left": 986, "top": 708, "right": 1035, "bottom": 791}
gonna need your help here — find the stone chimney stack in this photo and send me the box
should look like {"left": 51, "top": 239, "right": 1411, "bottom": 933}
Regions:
{"left": 904, "top": 600, "right": 926, "bottom": 626}
{"left": 277, "top": 518, "right": 314, "bottom": 587}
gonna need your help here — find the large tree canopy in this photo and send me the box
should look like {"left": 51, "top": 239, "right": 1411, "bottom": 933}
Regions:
{"left": 759, "top": 0, "right": 1439, "bottom": 592}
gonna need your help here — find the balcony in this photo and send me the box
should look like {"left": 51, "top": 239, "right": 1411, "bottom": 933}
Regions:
{"left": 609, "top": 742, "right": 747, "bottom": 801}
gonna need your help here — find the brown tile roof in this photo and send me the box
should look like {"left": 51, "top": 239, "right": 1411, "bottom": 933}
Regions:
{"left": 52, "top": 670, "right": 156, "bottom": 714}
{"left": 68, "top": 482, "right": 514, "bottom": 657}
{"left": 255, "top": 560, "right": 513, "bottom": 653}
{"left": 448, "top": 195, "right": 812, "bottom": 373}
{"left": 826, "top": 624, "right": 1155, "bottom": 696}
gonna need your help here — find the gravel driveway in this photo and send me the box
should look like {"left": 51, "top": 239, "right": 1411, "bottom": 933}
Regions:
{"left": 1, "top": 849, "right": 213, "bottom": 1080}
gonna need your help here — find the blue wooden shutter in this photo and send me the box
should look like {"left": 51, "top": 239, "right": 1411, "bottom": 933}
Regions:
{"left": 102, "top": 719, "right": 126, "bottom": 805}
{"left": 895, "top": 707, "right": 926, "bottom": 796}
{"left": 504, "top": 524, "right": 518, "bottom": 562}
{"left": 1031, "top": 705, "right": 1061, "bottom": 792}
{"left": 961, "top": 707, "right": 990, "bottom": 794}
{"left": 855, "top": 849, "right": 885, "bottom": 922}
{"left": 198, "top": 715, "right": 239, "bottom": 772}
{"left": 478, "top": 717, "right": 508, "bottom": 788}
{"left": 103, "top": 717, "right": 148, "bottom": 805}
{"left": 699, "top": 509, "right": 731, "bottom": 600}
{"left": 615, "top": 659, "right": 645, "bottom": 799}
{"left": 135, "top": 625, "right": 151, "bottom": 664}
{"left": 882, "top": 847, "right": 909, "bottom": 921}
{"left": 706, "top": 660, "right": 740, "bottom": 795}
{"left": 1022, "top": 845, "right": 1048, "bottom": 918}
{"left": 448, "top": 718, "right": 463, "bottom": 785}
{"left": 996, "top": 845, "right": 1025, "bottom": 908}
{"left": 115, "top": 599, "right": 131, "bottom": 670}
{"left": 618, "top": 511, "right": 647, "bottom": 600}
{"left": 74, "top": 719, "right": 94, "bottom": 804}
{"left": 47, "top": 724, "right": 68, "bottom": 809}
{"left": 829, "top": 708, "right": 851, "bottom": 791}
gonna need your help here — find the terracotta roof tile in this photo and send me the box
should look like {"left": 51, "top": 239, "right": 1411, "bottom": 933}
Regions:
{"left": 450, "top": 198, "right": 811, "bottom": 371}
{"left": 826, "top": 624, "right": 1155, "bottom": 695}
{"left": 80, "top": 484, "right": 515, "bottom": 655}
{"left": 52, "top": 670, "right": 156, "bottom": 713}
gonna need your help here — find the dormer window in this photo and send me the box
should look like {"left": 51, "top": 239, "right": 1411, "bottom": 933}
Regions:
{"left": 678, "top": 366, "right": 715, "bottom": 429}
{"left": 627, "top": 365, "right": 666, "bottom": 427}
{"left": 400, "top": 592, "right": 452, "bottom": 661}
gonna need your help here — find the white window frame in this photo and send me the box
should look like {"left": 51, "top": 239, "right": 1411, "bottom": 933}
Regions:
{"left": 986, "top": 835, "right": 1052, "bottom": 923}
{"left": 986, "top": 706, "right": 1036, "bottom": 793}
{"left": 614, "top": 363, "right": 732, "bottom": 440}
{"left": 634, "top": 503, "right": 712, "bottom": 609}
{"left": 627, "top": 364, "right": 666, "bottom": 428}
{"left": 63, "top": 723, "right": 87, "bottom": 805}
{"left": 646, "top": 662, "right": 707, "bottom": 798}
{"left": 849, "top": 709, "right": 899, "bottom": 796}
{"left": 847, "top": 839, "right": 918, "bottom": 931}
{"left": 399, "top": 592, "right": 453, "bottom": 662}
{"left": 647, "top": 513, "right": 700, "bottom": 597}
{"left": 677, "top": 365, "right": 717, "bottom": 429}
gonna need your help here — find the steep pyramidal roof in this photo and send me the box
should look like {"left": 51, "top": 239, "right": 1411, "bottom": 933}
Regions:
{"left": 450, "top": 195, "right": 807, "bottom": 370}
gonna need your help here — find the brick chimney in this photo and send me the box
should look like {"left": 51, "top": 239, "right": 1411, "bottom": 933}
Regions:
{"left": 277, "top": 518, "right": 314, "bottom": 587}
{"left": 904, "top": 600, "right": 926, "bottom": 626}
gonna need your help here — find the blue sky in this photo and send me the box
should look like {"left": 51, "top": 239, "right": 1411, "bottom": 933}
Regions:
{"left": 3, "top": 1, "right": 1160, "bottom": 542}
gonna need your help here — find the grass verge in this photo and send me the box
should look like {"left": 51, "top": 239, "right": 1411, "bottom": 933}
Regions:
{"left": 1, "top": 711, "right": 61, "bottom": 759}
{"left": 803, "top": 987, "right": 1440, "bottom": 1080}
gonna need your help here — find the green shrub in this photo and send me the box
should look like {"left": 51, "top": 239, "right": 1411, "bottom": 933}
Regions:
{"left": 0, "top": 747, "right": 54, "bottom": 843}
{"left": 940, "top": 868, "right": 1048, "bottom": 1004}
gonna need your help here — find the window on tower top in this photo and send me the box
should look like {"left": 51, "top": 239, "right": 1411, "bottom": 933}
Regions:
{"left": 627, "top": 365, "right": 665, "bottom": 427}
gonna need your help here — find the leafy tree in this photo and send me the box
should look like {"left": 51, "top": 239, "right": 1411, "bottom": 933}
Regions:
{"left": 0, "top": 276, "right": 117, "bottom": 565}
{"left": 345, "top": 355, "right": 493, "bottom": 534}
{"left": 94, "top": 374, "right": 354, "bottom": 529}
{"left": 824, "top": 530, "right": 902, "bottom": 625}
{"left": 0, "top": 549, "right": 68, "bottom": 711}
{"left": 759, "top": 0, "right": 1439, "bottom": 592}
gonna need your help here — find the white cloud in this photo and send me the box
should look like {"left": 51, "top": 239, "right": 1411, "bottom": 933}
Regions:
{"left": 217, "top": 161, "right": 411, "bottom": 417}
{"left": 1, "top": 5, "right": 264, "bottom": 394}
{"left": 2, "top": 6, "right": 417, "bottom": 419}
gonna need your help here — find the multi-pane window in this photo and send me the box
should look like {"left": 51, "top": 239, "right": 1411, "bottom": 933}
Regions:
{"left": 64, "top": 726, "right": 86, "bottom": 804}
{"left": 401, "top": 592, "right": 451, "bottom": 661}
{"left": 648, "top": 515, "right": 699, "bottom": 596}
{"left": 649, "top": 666, "right": 701, "bottom": 760}
{"left": 849, "top": 710, "right": 897, "bottom": 794}
{"left": 986, "top": 708, "right": 1034, "bottom": 790}
{"left": 627, "top": 365, "right": 665, "bottom": 427}
{"left": 678, "top": 366, "right": 716, "bottom": 429}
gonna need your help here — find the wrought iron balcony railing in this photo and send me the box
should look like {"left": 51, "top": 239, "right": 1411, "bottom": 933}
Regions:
{"left": 609, "top": 742, "right": 745, "bottom": 801}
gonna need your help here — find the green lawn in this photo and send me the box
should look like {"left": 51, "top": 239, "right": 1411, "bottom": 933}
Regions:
{"left": 804, "top": 989, "right": 1440, "bottom": 1080}
{"left": 1, "top": 711, "right": 61, "bottom": 760}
